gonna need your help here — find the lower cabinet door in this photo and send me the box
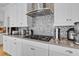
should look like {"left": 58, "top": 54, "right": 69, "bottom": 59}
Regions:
{"left": 23, "top": 44, "right": 35, "bottom": 56}
{"left": 3, "top": 36, "right": 9, "bottom": 53}
{"left": 23, "top": 44, "right": 48, "bottom": 56}
{"left": 49, "top": 44, "right": 68, "bottom": 56}
{"left": 16, "top": 38, "right": 22, "bottom": 56}
{"left": 10, "top": 47, "right": 17, "bottom": 56}
{"left": 49, "top": 44, "right": 79, "bottom": 56}
{"left": 22, "top": 40, "right": 49, "bottom": 56}
{"left": 22, "top": 40, "right": 34, "bottom": 56}
{"left": 49, "top": 50, "right": 68, "bottom": 56}
{"left": 3, "top": 36, "right": 12, "bottom": 55}
{"left": 34, "top": 47, "right": 48, "bottom": 56}
{"left": 7, "top": 37, "right": 17, "bottom": 56}
{"left": 3, "top": 36, "right": 17, "bottom": 56}
{"left": 0, "top": 34, "right": 3, "bottom": 44}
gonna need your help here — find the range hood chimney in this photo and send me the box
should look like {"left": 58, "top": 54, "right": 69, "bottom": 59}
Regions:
{"left": 36, "top": 3, "right": 46, "bottom": 9}
{"left": 26, "top": 3, "right": 54, "bottom": 17}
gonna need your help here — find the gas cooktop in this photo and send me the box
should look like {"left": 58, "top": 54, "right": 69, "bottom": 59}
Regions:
{"left": 24, "top": 35, "right": 53, "bottom": 42}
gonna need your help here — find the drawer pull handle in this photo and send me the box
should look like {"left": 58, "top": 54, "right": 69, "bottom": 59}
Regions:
{"left": 65, "top": 50, "right": 73, "bottom": 54}
{"left": 31, "top": 48, "right": 35, "bottom": 50}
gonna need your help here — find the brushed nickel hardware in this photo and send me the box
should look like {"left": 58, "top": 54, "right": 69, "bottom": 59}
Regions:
{"left": 31, "top": 48, "right": 35, "bottom": 50}
{"left": 65, "top": 50, "right": 73, "bottom": 54}
{"left": 66, "top": 19, "right": 72, "bottom": 21}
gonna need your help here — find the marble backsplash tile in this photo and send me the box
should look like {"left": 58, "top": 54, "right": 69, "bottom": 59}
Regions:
{"left": 33, "top": 14, "right": 54, "bottom": 36}
{"left": 56, "top": 26, "right": 74, "bottom": 39}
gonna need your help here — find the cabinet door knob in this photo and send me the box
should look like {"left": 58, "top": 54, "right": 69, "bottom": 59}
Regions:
{"left": 66, "top": 19, "right": 68, "bottom": 21}
{"left": 66, "top": 19, "right": 72, "bottom": 21}
{"left": 65, "top": 50, "right": 73, "bottom": 54}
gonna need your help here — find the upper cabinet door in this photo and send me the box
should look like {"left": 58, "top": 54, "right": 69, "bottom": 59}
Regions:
{"left": 16, "top": 3, "right": 27, "bottom": 27}
{"left": 64, "top": 4, "right": 74, "bottom": 25}
{"left": 4, "top": 4, "right": 27, "bottom": 27}
{"left": 4, "top": 4, "right": 17, "bottom": 27}
{"left": 54, "top": 3, "right": 74, "bottom": 26}
{"left": 72, "top": 4, "right": 79, "bottom": 23}
{"left": 9, "top": 4, "right": 17, "bottom": 27}
{"left": 54, "top": 3, "right": 67, "bottom": 26}
{"left": 20, "top": 4, "right": 27, "bottom": 27}
{"left": 4, "top": 5, "right": 10, "bottom": 27}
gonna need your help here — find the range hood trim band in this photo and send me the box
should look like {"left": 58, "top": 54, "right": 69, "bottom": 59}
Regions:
{"left": 26, "top": 8, "right": 54, "bottom": 17}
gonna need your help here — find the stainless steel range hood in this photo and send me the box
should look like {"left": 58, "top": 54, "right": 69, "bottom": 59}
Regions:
{"left": 26, "top": 3, "right": 54, "bottom": 17}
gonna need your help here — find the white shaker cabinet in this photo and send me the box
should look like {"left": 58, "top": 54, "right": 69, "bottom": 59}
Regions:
{"left": 4, "top": 4, "right": 17, "bottom": 27}
{"left": 23, "top": 44, "right": 48, "bottom": 56}
{"left": 16, "top": 3, "right": 28, "bottom": 27}
{"left": 22, "top": 42, "right": 35, "bottom": 56}
{"left": 3, "top": 35, "right": 15, "bottom": 55}
{"left": 49, "top": 44, "right": 79, "bottom": 56}
{"left": 20, "top": 4, "right": 28, "bottom": 27}
{"left": 9, "top": 4, "right": 17, "bottom": 27}
{"left": 3, "top": 35, "right": 22, "bottom": 56}
{"left": 9, "top": 4, "right": 27, "bottom": 27}
{"left": 0, "top": 34, "right": 3, "bottom": 44}
{"left": 34, "top": 46, "right": 48, "bottom": 56}
{"left": 16, "top": 38, "right": 23, "bottom": 56}
{"left": 7, "top": 36, "right": 22, "bottom": 56}
{"left": 3, "top": 35, "right": 79, "bottom": 56}
{"left": 3, "top": 35, "right": 17, "bottom": 56}
{"left": 49, "top": 45, "right": 68, "bottom": 56}
{"left": 22, "top": 39, "right": 48, "bottom": 56}
{"left": 72, "top": 4, "right": 79, "bottom": 22}
{"left": 4, "top": 5, "right": 10, "bottom": 27}
{"left": 54, "top": 3, "right": 74, "bottom": 26}
{"left": 8, "top": 36, "right": 17, "bottom": 56}
{"left": 4, "top": 4, "right": 28, "bottom": 27}
{"left": 3, "top": 35, "right": 9, "bottom": 53}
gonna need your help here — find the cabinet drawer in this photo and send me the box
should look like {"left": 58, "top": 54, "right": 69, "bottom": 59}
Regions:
{"left": 49, "top": 44, "right": 79, "bottom": 56}
{"left": 23, "top": 39, "right": 48, "bottom": 49}
{"left": 23, "top": 44, "right": 35, "bottom": 56}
